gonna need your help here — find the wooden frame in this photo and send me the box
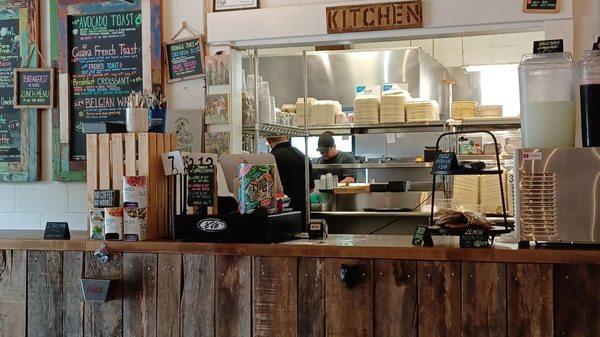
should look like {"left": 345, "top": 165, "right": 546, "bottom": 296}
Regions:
{"left": 0, "top": 0, "right": 41, "bottom": 182}
{"left": 13, "top": 68, "right": 55, "bottom": 109}
{"left": 164, "top": 34, "right": 205, "bottom": 83}
{"left": 213, "top": 0, "right": 259, "bottom": 12}
{"left": 51, "top": 0, "right": 163, "bottom": 182}
{"left": 523, "top": 0, "right": 560, "bottom": 13}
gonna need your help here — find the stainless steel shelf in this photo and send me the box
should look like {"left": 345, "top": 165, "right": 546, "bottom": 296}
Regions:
{"left": 242, "top": 124, "right": 309, "bottom": 137}
{"left": 448, "top": 117, "right": 521, "bottom": 131}
{"left": 309, "top": 121, "right": 446, "bottom": 135}
{"left": 313, "top": 162, "right": 433, "bottom": 169}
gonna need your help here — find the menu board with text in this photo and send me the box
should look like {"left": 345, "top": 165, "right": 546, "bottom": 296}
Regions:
{"left": 14, "top": 68, "right": 54, "bottom": 108}
{"left": 0, "top": 18, "right": 23, "bottom": 163}
{"left": 68, "top": 10, "right": 143, "bottom": 161}
{"left": 187, "top": 164, "right": 216, "bottom": 207}
{"left": 165, "top": 36, "right": 203, "bottom": 82}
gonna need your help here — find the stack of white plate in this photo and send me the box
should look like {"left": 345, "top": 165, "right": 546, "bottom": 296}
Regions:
{"left": 311, "top": 100, "right": 341, "bottom": 126}
{"left": 451, "top": 101, "right": 478, "bottom": 120}
{"left": 405, "top": 100, "right": 440, "bottom": 122}
{"left": 354, "top": 96, "right": 380, "bottom": 124}
{"left": 380, "top": 94, "right": 407, "bottom": 123}
{"left": 477, "top": 105, "right": 503, "bottom": 118}
{"left": 295, "top": 97, "right": 317, "bottom": 126}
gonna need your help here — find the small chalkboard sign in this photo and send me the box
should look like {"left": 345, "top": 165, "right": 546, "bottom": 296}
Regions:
{"left": 94, "top": 190, "right": 120, "bottom": 208}
{"left": 432, "top": 152, "right": 459, "bottom": 173}
{"left": 165, "top": 36, "right": 204, "bottom": 82}
{"left": 187, "top": 164, "right": 216, "bottom": 207}
{"left": 43, "top": 222, "right": 70, "bottom": 240}
{"left": 534, "top": 39, "right": 564, "bottom": 54}
{"left": 13, "top": 68, "right": 55, "bottom": 109}
{"left": 412, "top": 226, "right": 433, "bottom": 247}
{"left": 523, "top": 0, "right": 559, "bottom": 13}
{"left": 459, "top": 228, "right": 491, "bottom": 248}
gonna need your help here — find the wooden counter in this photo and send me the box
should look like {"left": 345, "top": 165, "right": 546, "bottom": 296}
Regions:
{"left": 1, "top": 231, "right": 599, "bottom": 337}
{"left": 1, "top": 230, "right": 599, "bottom": 264}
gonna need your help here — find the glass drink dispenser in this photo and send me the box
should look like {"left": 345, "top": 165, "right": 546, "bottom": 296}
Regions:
{"left": 579, "top": 50, "right": 600, "bottom": 147}
{"left": 518, "top": 53, "right": 576, "bottom": 148}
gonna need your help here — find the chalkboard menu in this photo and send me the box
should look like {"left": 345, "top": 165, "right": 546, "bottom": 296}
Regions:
{"left": 0, "top": 18, "right": 23, "bottom": 163}
{"left": 14, "top": 68, "right": 55, "bottom": 108}
{"left": 68, "top": 10, "right": 143, "bottom": 161}
{"left": 187, "top": 164, "right": 216, "bottom": 207}
{"left": 432, "top": 152, "right": 459, "bottom": 173}
{"left": 523, "top": 0, "right": 559, "bottom": 13}
{"left": 165, "top": 36, "right": 203, "bottom": 82}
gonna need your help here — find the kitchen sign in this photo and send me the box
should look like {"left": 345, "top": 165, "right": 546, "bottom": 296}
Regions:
{"left": 326, "top": 1, "right": 422, "bottom": 34}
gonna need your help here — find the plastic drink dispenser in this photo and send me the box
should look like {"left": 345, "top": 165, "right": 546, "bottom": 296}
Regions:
{"left": 518, "top": 52, "right": 576, "bottom": 148}
{"left": 579, "top": 50, "right": 600, "bottom": 147}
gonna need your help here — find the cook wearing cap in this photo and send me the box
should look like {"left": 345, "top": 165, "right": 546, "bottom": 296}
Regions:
{"left": 313, "top": 132, "right": 357, "bottom": 184}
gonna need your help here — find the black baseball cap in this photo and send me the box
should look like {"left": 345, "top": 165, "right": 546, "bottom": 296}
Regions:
{"left": 317, "top": 133, "right": 335, "bottom": 153}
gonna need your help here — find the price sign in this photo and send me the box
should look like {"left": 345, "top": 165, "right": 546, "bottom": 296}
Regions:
{"left": 412, "top": 226, "right": 433, "bottom": 246}
{"left": 533, "top": 39, "right": 564, "bottom": 54}
{"left": 187, "top": 164, "right": 216, "bottom": 207}
{"left": 181, "top": 152, "right": 217, "bottom": 173}
{"left": 43, "top": 222, "right": 71, "bottom": 240}
{"left": 432, "top": 152, "right": 459, "bottom": 173}
{"left": 459, "top": 228, "right": 491, "bottom": 248}
{"left": 161, "top": 151, "right": 185, "bottom": 176}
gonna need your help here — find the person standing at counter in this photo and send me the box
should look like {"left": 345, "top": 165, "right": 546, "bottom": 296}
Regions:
{"left": 314, "top": 132, "right": 358, "bottom": 184}
{"left": 267, "top": 136, "right": 314, "bottom": 221}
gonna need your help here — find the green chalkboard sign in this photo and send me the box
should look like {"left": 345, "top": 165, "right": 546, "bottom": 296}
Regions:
{"left": 523, "top": 0, "right": 559, "bottom": 13}
{"left": 14, "top": 68, "right": 55, "bottom": 109}
{"left": 165, "top": 36, "right": 204, "bottom": 82}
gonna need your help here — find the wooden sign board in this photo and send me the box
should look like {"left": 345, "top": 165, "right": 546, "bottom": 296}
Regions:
{"left": 165, "top": 35, "right": 204, "bottom": 82}
{"left": 326, "top": 0, "right": 422, "bottom": 34}
{"left": 523, "top": 0, "right": 559, "bottom": 13}
{"left": 13, "top": 68, "right": 55, "bottom": 109}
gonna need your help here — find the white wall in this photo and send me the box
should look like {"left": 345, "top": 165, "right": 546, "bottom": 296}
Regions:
{"left": 0, "top": 0, "right": 206, "bottom": 230}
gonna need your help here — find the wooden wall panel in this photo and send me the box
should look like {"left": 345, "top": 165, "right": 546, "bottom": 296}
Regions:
{"left": 298, "top": 257, "right": 325, "bottom": 337}
{"left": 461, "top": 263, "right": 507, "bottom": 337}
{"left": 374, "top": 260, "right": 417, "bottom": 337}
{"left": 63, "top": 251, "right": 84, "bottom": 337}
{"left": 417, "top": 261, "right": 461, "bottom": 337}
{"left": 555, "top": 264, "right": 600, "bottom": 337}
{"left": 507, "top": 264, "right": 553, "bottom": 337}
{"left": 157, "top": 254, "right": 182, "bottom": 337}
{"left": 215, "top": 255, "right": 251, "bottom": 337}
{"left": 84, "top": 252, "right": 124, "bottom": 337}
{"left": 27, "top": 251, "right": 63, "bottom": 337}
{"left": 0, "top": 250, "right": 26, "bottom": 337}
{"left": 253, "top": 256, "right": 297, "bottom": 337}
{"left": 181, "top": 254, "right": 215, "bottom": 337}
{"left": 325, "top": 258, "right": 373, "bottom": 337}
{"left": 123, "top": 253, "right": 158, "bottom": 337}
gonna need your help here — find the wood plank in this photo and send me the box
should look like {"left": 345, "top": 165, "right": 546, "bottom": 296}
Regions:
{"left": 63, "top": 251, "right": 84, "bottom": 337}
{"left": 27, "top": 251, "right": 63, "bottom": 337}
{"left": 98, "top": 133, "right": 111, "bottom": 189}
{"left": 215, "top": 255, "right": 251, "bottom": 337}
{"left": 111, "top": 134, "right": 124, "bottom": 191}
{"left": 0, "top": 250, "right": 26, "bottom": 337}
{"left": 125, "top": 133, "right": 137, "bottom": 176}
{"left": 417, "top": 261, "right": 461, "bottom": 337}
{"left": 157, "top": 254, "right": 182, "bottom": 337}
{"left": 156, "top": 135, "right": 165, "bottom": 238}
{"left": 461, "top": 263, "right": 507, "bottom": 337}
{"left": 123, "top": 253, "right": 158, "bottom": 337}
{"left": 555, "top": 264, "right": 600, "bottom": 337}
{"left": 84, "top": 251, "right": 123, "bottom": 337}
{"left": 507, "top": 264, "right": 553, "bottom": 337}
{"left": 181, "top": 254, "right": 214, "bottom": 337}
{"left": 147, "top": 133, "right": 158, "bottom": 238}
{"left": 374, "top": 260, "right": 417, "bottom": 337}
{"left": 86, "top": 134, "right": 98, "bottom": 209}
{"left": 298, "top": 257, "right": 325, "bottom": 337}
{"left": 138, "top": 133, "right": 150, "bottom": 177}
{"left": 325, "top": 258, "right": 373, "bottom": 337}
{"left": 253, "top": 256, "right": 297, "bottom": 337}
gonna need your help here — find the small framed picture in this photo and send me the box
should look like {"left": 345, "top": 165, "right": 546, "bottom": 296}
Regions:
{"left": 204, "top": 94, "right": 229, "bottom": 124}
{"left": 214, "top": 0, "right": 259, "bottom": 12}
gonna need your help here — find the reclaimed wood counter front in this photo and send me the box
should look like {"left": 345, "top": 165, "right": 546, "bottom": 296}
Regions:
{"left": 0, "top": 231, "right": 599, "bottom": 337}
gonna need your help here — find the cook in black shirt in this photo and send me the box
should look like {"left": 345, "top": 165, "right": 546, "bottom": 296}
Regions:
{"left": 267, "top": 136, "right": 314, "bottom": 222}
{"left": 313, "top": 132, "right": 357, "bottom": 184}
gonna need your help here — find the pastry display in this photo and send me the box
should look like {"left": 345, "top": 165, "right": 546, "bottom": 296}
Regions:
{"left": 435, "top": 209, "right": 494, "bottom": 230}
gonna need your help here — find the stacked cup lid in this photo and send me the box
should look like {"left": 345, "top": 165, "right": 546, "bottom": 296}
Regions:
{"left": 451, "top": 101, "right": 478, "bottom": 120}
{"left": 380, "top": 93, "right": 408, "bottom": 123}
{"left": 354, "top": 96, "right": 380, "bottom": 124}
{"left": 406, "top": 99, "right": 440, "bottom": 122}
{"left": 477, "top": 105, "right": 503, "bottom": 118}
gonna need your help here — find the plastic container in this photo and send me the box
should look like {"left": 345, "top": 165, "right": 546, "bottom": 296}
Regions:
{"left": 578, "top": 50, "right": 600, "bottom": 147}
{"left": 518, "top": 52, "right": 576, "bottom": 148}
